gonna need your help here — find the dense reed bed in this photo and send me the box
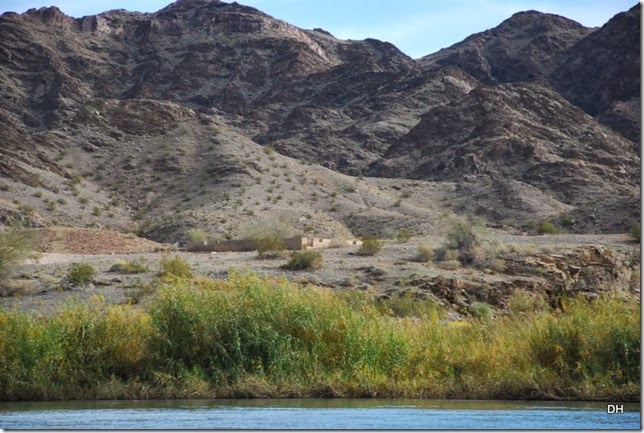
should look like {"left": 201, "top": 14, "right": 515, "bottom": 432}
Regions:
{"left": 0, "top": 271, "right": 639, "bottom": 401}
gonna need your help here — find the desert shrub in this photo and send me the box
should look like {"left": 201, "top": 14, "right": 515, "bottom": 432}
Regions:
{"left": 537, "top": 221, "right": 559, "bottom": 235}
{"left": 629, "top": 221, "right": 640, "bottom": 243}
{"left": 435, "top": 215, "right": 503, "bottom": 270}
{"left": 109, "top": 259, "right": 150, "bottom": 274}
{"left": 413, "top": 243, "right": 433, "bottom": 262}
{"left": 0, "top": 227, "right": 37, "bottom": 281}
{"left": 396, "top": 228, "right": 411, "bottom": 243}
{"left": 255, "top": 234, "right": 285, "bottom": 258}
{"left": 376, "top": 291, "right": 443, "bottom": 320}
{"left": 0, "top": 280, "right": 33, "bottom": 298}
{"left": 124, "top": 282, "right": 156, "bottom": 304}
{"left": 507, "top": 290, "right": 547, "bottom": 316}
{"left": 281, "top": 250, "right": 324, "bottom": 271}
{"left": 470, "top": 240, "right": 505, "bottom": 272}
{"left": 241, "top": 217, "right": 294, "bottom": 258}
{"left": 65, "top": 263, "right": 96, "bottom": 286}
{"left": 442, "top": 215, "right": 483, "bottom": 262}
{"left": 434, "top": 248, "right": 459, "bottom": 262}
{"left": 356, "top": 236, "right": 383, "bottom": 256}
{"left": 345, "top": 184, "right": 357, "bottom": 193}
{"left": 158, "top": 255, "right": 193, "bottom": 279}
{"left": 469, "top": 302, "right": 493, "bottom": 323}
{"left": 187, "top": 228, "right": 207, "bottom": 244}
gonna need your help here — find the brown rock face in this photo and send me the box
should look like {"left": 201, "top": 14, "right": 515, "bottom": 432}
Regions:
{"left": 0, "top": 1, "right": 639, "bottom": 238}
{"left": 406, "top": 246, "right": 638, "bottom": 313}
{"left": 368, "top": 82, "right": 639, "bottom": 231}
{"left": 420, "top": 10, "right": 593, "bottom": 83}
{"left": 550, "top": 4, "right": 641, "bottom": 143}
{"left": 420, "top": 5, "right": 641, "bottom": 144}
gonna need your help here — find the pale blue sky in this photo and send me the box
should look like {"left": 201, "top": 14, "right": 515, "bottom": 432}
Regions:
{"left": 0, "top": 0, "right": 636, "bottom": 57}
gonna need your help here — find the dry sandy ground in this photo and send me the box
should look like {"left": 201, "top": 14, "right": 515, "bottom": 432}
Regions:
{"left": 0, "top": 227, "right": 637, "bottom": 314}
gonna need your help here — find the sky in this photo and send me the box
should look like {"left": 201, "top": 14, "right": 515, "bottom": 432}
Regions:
{"left": 0, "top": 0, "right": 636, "bottom": 58}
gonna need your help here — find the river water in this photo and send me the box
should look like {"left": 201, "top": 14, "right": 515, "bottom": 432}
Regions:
{"left": 0, "top": 399, "right": 639, "bottom": 429}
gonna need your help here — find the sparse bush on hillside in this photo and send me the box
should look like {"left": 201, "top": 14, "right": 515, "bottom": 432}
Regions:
{"left": 241, "top": 217, "right": 294, "bottom": 241}
{"left": 65, "top": 263, "right": 96, "bottom": 286}
{"left": 413, "top": 243, "right": 433, "bottom": 262}
{"left": 396, "top": 228, "right": 411, "bottom": 243}
{"left": 187, "top": 228, "right": 207, "bottom": 244}
{"left": 537, "top": 221, "right": 559, "bottom": 235}
{"left": 281, "top": 250, "right": 324, "bottom": 270}
{"left": 0, "top": 227, "right": 37, "bottom": 281}
{"left": 630, "top": 221, "right": 640, "bottom": 243}
{"left": 356, "top": 236, "right": 383, "bottom": 256}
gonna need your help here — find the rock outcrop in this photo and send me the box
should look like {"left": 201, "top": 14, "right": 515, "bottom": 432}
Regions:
{"left": 402, "top": 246, "right": 639, "bottom": 314}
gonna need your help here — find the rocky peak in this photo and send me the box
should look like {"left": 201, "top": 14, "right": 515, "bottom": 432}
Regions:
{"left": 420, "top": 9, "right": 593, "bottom": 83}
{"left": 549, "top": 3, "right": 641, "bottom": 143}
{"left": 495, "top": 10, "right": 586, "bottom": 33}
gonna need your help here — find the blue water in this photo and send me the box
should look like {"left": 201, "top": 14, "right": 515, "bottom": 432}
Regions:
{"left": 0, "top": 399, "right": 640, "bottom": 429}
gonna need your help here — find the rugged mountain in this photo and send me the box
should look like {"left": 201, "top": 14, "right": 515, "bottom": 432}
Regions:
{"left": 368, "top": 81, "right": 639, "bottom": 231}
{"left": 550, "top": 4, "right": 641, "bottom": 144}
{"left": 0, "top": 0, "right": 639, "bottom": 240}
{"left": 419, "top": 10, "right": 593, "bottom": 83}
{"left": 419, "top": 5, "right": 641, "bottom": 143}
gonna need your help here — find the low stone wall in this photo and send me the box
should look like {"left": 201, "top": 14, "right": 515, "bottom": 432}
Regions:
{"left": 187, "top": 237, "right": 307, "bottom": 253}
{"left": 186, "top": 236, "right": 361, "bottom": 252}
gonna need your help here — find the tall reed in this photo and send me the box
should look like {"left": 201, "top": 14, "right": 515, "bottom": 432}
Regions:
{"left": 0, "top": 272, "right": 639, "bottom": 401}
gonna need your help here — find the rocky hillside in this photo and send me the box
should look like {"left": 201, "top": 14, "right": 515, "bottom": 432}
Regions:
{"left": 0, "top": 0, "right": 639, "bottom": 242}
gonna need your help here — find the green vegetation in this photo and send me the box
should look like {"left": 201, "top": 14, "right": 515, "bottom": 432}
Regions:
{"left": 356, "top": 236, "right": 383, "bottom": 256}
{"left": 468, "top": 302, "right": 494, "bottom": 323}
{"left": 242, "top": 217, "right": 294, "bottom": 259}
{"left": 158, "top": 255, "right": 193, "bottom": 279}
{"left": 435, "top": 215, "right": 503, "bottom": 271}
{"left": 507, "top": 289, "right": 547, "bottom": 316}
{"left": 630, "top": 221, "right": 640, "bottom": 243}
{"left": 0, "top": 227, "right": 37, "bottom": 281}
{"left": 413, "top": 243, "right": 433, "bottom": 262}
{"left": 281, "top": 250, "right": 324, "bottom": 271}
{"left": 109, "top": 259, "right": 150, "bottom": 274}
{"left": 374, "top": 291, "right": 442, "bottom": 320}
{"left": 396, "top": 228, "right": 411, "bottom": 243}
{"left": 537, "top": 221, "right": 560, "bottom": 235}
{"left": 65, "top": 263, "right": 96, "bottom": 286}
{"left": 187, "top": 228, "right": 207, "bottom": 244}
{"left": 0, "top": 272, "right": 638, "bottom": 401}
{"left": 255, "top": 235, "right": 285, "bottom": 258}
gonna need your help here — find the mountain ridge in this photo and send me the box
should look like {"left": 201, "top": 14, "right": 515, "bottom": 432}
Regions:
{"left": 0, "top": 1, "right": 639, "bottom": 241}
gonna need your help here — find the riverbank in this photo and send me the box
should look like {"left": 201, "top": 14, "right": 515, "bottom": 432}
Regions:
{"left": 0, "top": 271, "right": 639, "bottom": 402}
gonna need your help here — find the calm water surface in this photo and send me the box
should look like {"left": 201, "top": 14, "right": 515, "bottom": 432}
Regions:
{"left": 0, "top": 399, "right": 640, "bottom": 429}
